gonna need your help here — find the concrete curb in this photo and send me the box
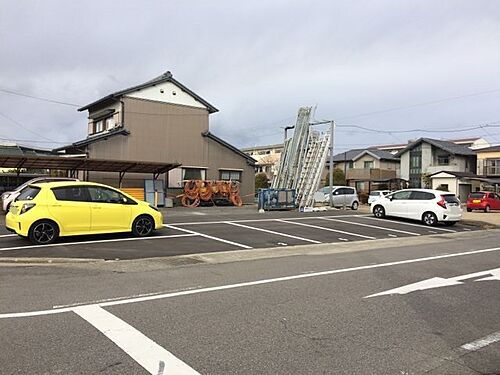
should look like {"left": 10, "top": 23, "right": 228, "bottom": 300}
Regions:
{"left": 0, "top": 257, "right": 104, "bottom": 265}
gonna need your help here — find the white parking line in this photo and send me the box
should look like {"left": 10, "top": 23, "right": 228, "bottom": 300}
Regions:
{"left": 3, "top": 245, "right": 500, "bottom": 319}
{"left": 275, "top": 219, "right": 376, "bottom": 240}
{"left": 74, "top": 305, "right": 199, "bottom": 375}
{"left": 0, "top": 233, "right": 198, "bottom": 252}
{"left": 225, "top": 221, "right": 321, "bottom": 244}
{"left": 0, "top": 234, "right": 16, "bottom": 238}
{"left": 460, "top": 330, "right": 500, "bottom": 352}
{"left": 358, "top": 216, "right": 457, "bottom": 233}
{"left": 164, "top": 225, "right": 252, "bottom": 249}
{"left": 318, "top": 217, "right": 421, "bottom": 236}
{"left": 167, "top": 214, "right": 369, "bottom": 226}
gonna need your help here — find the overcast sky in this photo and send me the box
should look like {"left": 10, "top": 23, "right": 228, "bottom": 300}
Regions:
{"left": 1, "top": 0, "right": 500, "bottom": 153}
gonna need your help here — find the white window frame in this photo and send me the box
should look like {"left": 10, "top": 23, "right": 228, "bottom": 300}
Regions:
{"left": 219, "top": 169, "right": 242, "bottom": 182}
{"left": 181, "top": 167, "right": 207, "bottom": 181}
{"left": 95, "top": 120, "right": 104, "bottom": 133}
{"left": 105, "top": 117, "right": 115, "bottom": 130}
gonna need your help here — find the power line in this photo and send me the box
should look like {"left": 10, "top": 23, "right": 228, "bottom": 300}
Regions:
{"left": 336, "top": 88, "right": 500, "bottom": 121}
{"left": 478, "top": 124, "right": 500, "bottom": 144}
{"left": 0, "top": 111, "right": 58, "bottom": 142}
{"left": 336, "top": 122, "right": 500, "bottom": 134}
{"left": 0, "top": 88, "right": 81, "bottom": 107}
{"left": 0, "top": 136, "right": 68, "bottom": 144}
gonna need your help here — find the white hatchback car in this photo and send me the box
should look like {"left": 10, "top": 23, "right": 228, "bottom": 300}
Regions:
{"left": 370, "top": 188, "right": 462, "bottom": 226}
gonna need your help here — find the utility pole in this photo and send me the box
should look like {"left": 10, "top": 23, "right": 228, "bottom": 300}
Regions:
{"left": 329, "top": 121, "right": 335, "bottom": 207}
{"left": 283, "top": 125, "right": 295, "bottom": 143}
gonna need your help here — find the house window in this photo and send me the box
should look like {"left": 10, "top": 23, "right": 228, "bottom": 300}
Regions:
{"left": 94, "top": 120, "right": 104, "bottom": 133}
{"left": 485, "top": 159, "right": 500, "bottom": 175}
{"left": 105, "top": 117, "right": 115, "bottom": 130}
{"left": 182, "top": 168, "right": 206, "bottom": 180}
{"left": 348, "top": 161, "right": 354, "bottom": 169}
{"left": 437, "top": 155, "right": 450, "bottom": 165}
{"left": 364, "top": 161, "right": 374, "bottom": 169}
{"left": 220, "top": 170, "right": 242, "bottom": 182}
{"left": 436, "top": 184, "right": 449, "bottom": 192}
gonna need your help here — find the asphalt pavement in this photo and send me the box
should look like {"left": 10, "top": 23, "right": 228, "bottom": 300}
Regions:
{"left": 1, "top": 228, "right": 499, "bottom": 374}
{"left": 0, "top": 210, "right": 483, "bottom": 260}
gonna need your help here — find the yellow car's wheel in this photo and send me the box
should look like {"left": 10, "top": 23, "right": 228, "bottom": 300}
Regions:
{"left": 28, "top": 220, "right": 59, "bottom": 245}
{"left": 132, "top": 215, "right": 154, "bottom": 237}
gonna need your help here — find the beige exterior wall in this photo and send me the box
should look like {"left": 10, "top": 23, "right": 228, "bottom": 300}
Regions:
{"left": 84, "top": 97, "right": 254, "bottom": 203}
{"left": 431, "top": 176, "right": 481, "bottom": 200}
{"left": 431, "top": 177, "right": 459, "bottom": 194}
{"left": 353, "top": 154, "right": 379, "bottom": 169}
{"left": 477, "top": 150, "right": 500, "bottom": 175}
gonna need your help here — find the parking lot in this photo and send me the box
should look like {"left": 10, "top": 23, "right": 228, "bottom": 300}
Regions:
{"left": 0, "top": 210, "right": 479, "bottom": 260}
{"left": 1, "top": 227, "right": 499, "bottom": 374}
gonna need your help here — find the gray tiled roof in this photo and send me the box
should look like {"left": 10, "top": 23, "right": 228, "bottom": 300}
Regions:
{"left": 429, "top": 170, "right": 480, "bottom": 178}
{"left": 395, "top": 138, "right": 476, "bottom": 156}
{"left": 0, "top": 144, "right": 53, "bottom": 156}
{"left": 332, "top": 149, "right": 365, "bottom": 162}
{"left": 53, "top": 127, "right": 130, "bottom": 152}
{"left": 78, "top": 71, "right": 218, "bottom": 113}
{"left": 332, "top": 148, "right": 399, "bottom": 162}
{"left": 474, "top": 144, "right": 500, "bottom": 152}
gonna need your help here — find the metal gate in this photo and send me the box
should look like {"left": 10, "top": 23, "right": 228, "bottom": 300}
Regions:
{"left": 144, "top": 179, "right": 165, "bottom": 207}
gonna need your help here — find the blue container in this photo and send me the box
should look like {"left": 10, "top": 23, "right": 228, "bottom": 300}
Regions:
{"left": 258, "top": 188, "right": 296, "bottom": 211}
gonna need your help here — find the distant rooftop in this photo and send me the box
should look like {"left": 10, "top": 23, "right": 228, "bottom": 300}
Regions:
{"left": 395, "top": 138, "right": 476, "bottom": 156}
{"left": 375, "top": 137, "right": 485, "bottom": 150}
{"left": 0, "top": 144, "right": 53, "bottom": 156}
{"left": 241, "top": 143, "right": 284, "bottom": 152}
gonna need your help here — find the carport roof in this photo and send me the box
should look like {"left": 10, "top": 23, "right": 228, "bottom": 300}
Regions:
{"left": 0, "top": 154, "right": 180, "bottom": 174}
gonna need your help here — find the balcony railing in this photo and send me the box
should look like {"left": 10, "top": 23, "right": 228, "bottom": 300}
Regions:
{"left": 346, "top": 168, "right": 397, "bottom": 180}
{"left": 485, "top": 166, "right": 500, "bottom": 176}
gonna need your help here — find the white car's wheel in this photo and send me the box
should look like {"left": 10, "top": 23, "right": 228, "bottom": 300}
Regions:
{"left": 422, "top": 212, "right": 438, "bottom": 226}
{"left": 373, "top": 205, "right": 385, "bottom": 218}
{"left": 351, "top": 201, "right": 359, "bottom": 210}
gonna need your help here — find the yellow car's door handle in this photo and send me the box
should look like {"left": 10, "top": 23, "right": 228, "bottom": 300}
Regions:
{"left": 92, "top": 206, "right": 102, "bottom": 209}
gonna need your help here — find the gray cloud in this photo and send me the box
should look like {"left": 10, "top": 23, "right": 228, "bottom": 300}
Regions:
{"left": 1, "top": 0, "right": 500, "bottom": 151}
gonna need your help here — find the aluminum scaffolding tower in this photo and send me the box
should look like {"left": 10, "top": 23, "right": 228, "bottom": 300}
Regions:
{"left": 273, "top": 107, "right": 332, "bottom": 209}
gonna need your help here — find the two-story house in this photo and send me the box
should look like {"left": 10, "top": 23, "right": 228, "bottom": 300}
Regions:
{"left": 476, "top": 145, "right": 500, "bottom": 191}
{"left": 54, "top": 71, "right": 256, "bottom": 204}
{"left": 397, "top": 138, "right": 477, "bottom": 188}
{"left": 330, "top": 148, "right": 401, "bottom": 192}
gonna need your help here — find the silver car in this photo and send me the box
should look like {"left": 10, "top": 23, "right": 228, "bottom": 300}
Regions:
{"left": 1, "top": 177, "right": 79, "bottom": 211}
{"left": 315, "top": 186, "right": 359, "bottom": 210}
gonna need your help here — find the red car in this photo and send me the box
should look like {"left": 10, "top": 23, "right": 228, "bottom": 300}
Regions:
{"left": 466, "top": 192, "right": 500, "bottom": 212}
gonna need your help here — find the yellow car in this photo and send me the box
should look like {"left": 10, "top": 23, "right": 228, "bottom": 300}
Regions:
{"left": 6, "top": 181, "right": 163, "bottom": 245}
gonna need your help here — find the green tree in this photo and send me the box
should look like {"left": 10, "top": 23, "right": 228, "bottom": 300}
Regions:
{"left": 421, "top": 173, "right": 432, "bottom": 188}
{"left": 255, "top": 172, "right": 270, "bottom": 190}
{"left": 324, "top": 168, "right": 346, "bottom": 186}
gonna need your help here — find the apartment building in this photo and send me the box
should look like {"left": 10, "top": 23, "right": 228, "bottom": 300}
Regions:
{"left": 241, "top": 143, "right": 284, "bottom": 183}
